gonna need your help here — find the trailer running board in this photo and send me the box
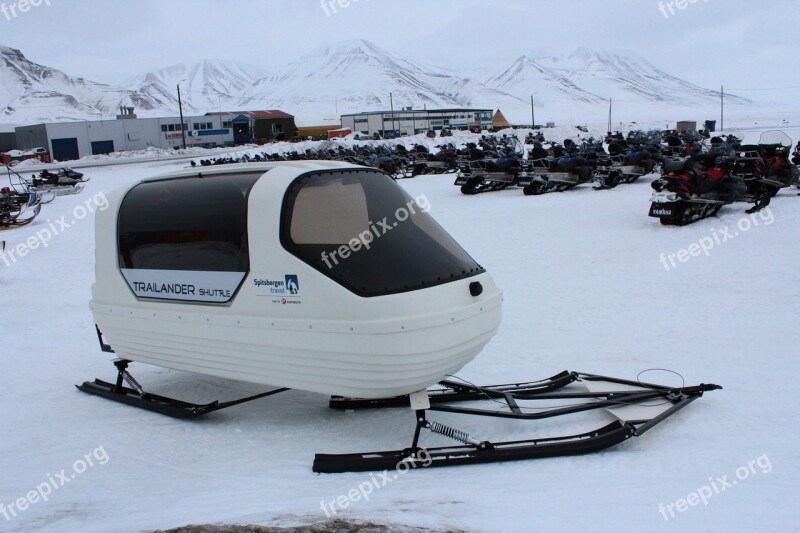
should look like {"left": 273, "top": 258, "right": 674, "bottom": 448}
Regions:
{"left": 314, "top": 371, "right": 721, "bottom": 473}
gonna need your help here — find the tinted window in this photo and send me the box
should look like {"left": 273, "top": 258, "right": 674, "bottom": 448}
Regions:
{"left": 118, "top": 173, "right": 261, "bottom": 272}
{"left": 282, "top": 170, "right": 484, "bottom": 297}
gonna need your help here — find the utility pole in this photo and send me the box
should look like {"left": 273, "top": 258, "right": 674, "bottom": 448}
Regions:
{"left": 607, "top": 98, "right": 612, "bottom": 134}
{"left": 720, "top": 85, "right": 724, "bottom": 132}
{"left": 177, "top": 81, "right": 187, "bottom": 149}
{"left": 389, "top": 92, "right": 396, "bottom": 138}
{"left": 530, "top": 95, "right": 535, "bottom": 129}
{"left": 218, "top": 96, "right": 224, "bottom": 148}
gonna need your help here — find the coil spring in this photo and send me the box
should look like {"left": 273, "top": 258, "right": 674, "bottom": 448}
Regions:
{"left": 425, "top": 420, "right": 479, "bottom": 445}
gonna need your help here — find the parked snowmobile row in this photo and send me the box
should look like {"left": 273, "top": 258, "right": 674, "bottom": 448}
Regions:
{"left": 648, "top": 131, "right": 799, "bottom": 225}
{"left": 455, "top": 132, "right": 659, "bottom": 196}
{"left": 446, "top": 129, "right": 798, "bottom": 222}
{"left": 78, "top": 161, "right": 719, "bottom": 473}
{"left": 191, "top": 143, "right": 460, "bottom": 180}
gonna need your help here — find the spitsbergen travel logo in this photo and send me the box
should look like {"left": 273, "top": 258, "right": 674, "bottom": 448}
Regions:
{"left": 253, "top": 275, "right": 300, "bottom": 296}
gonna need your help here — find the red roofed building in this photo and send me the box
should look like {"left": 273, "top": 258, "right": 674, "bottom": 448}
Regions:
{"left": 205, "top": 110, "right": 297, "bottom": 143}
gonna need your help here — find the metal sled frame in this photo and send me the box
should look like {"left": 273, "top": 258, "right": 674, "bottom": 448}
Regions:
{"left": 77, "top": 339, "right": 720, "bottom": 473}
{"left": 314, "top": 371, "right": 720, "bottom": 473}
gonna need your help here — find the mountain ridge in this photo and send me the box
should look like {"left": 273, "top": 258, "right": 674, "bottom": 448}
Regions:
{"left": 1, "top": 39, "right": 747, "bottom": 125}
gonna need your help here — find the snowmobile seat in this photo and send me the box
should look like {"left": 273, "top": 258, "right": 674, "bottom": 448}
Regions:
{"left": 662, "top": 156, "right": 690, "bottom": 173}
{"left": 608, "top": 143, "right": 626, "bottom": 156}
{"left": 528, "top": 146, "right": 549, "bottom": 160}
{"left": 692, "top": 153, "right": 720, "bottom": 168}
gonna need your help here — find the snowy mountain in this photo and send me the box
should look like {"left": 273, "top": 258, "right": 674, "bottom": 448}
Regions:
{"left": 238, "top": 39, "right": 526, "bottom": 116}
{"left": 487, "top": 55, "right": 606, "bottom": 105}
{"left": 485, "top": 49, "right": 750, "bottom": 122}
{"left": 0, "top": 45, "right": 156, "bottom": 124}
{"left": 541, "top": 48, "right": 748, "bottom": 105}
{"left": 0, "top": 40, "right": 749, "bottom": 125}
{"left": 122, "top": 60, "right": 270, "bottom": 115}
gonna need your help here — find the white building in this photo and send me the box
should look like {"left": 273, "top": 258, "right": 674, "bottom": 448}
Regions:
{"left": 341, "top": 108, "right": 493, "bottom": 137}
{"left": 14, "top": 108, "right": 296, "bottom": 161}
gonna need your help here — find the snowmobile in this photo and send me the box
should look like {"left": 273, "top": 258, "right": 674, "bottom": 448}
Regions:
{"left": 1, "top": 188, "right": 42, "bottom": 228}
{"left": 525, "top": 131, "right": 545, "bottom": 144}
{"left": 660, "top": 131, "right": 703, "bottom": 158}
{"left": 30, "top": 168, "right": 88, "bottom": 195}
{"left": 78, "top": 161, "right": 719, "bottom": 473}
{"left": 367, "top": 152, "right": 406, "bottom": 179}
{"left": 708, "top": 134, "right": 742, "bottom": 158}
{"left": 729, "top": 131, "right": 799, "bottom": 213}
{"left": 649, "top": 154, "right": 745, "bottom": 225}
{"left": 456, "top": 138, "right": 528, "bottom": 194}
{"left": 406, "top": 145, "right": 458, "bottom": 177}
{"left": 432, "top": 145, "right": 459, "bottom": 172}
{"left": 521, "top": 140, "right": 594, "bottom": 195}
{"left": 594, "top": 142, "right": 656, "bottom": 190}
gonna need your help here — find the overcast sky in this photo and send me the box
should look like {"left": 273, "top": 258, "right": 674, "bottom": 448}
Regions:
{"left": 2, "top": 0, "right": 797, "bottom": 99}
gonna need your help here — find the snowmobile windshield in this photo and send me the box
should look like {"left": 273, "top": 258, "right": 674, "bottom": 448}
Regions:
{"left": 282, "top": 169, "right": 484, "bottom": 297}
{"left": 758, "top": 130, "right": 792, "bottom": 147}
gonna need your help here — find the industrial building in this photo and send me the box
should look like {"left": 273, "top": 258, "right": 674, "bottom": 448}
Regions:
{"left": 0, "top": 132, "right": 16, "bottom": 153}
{"left": 341, "top": 108, "right": 493, "bottom": 137}
{"left": 13, "top": 108, "right": 296, "bottom": 162}
{"left": 0, "top": 124, "right": 16, "bottom": 152}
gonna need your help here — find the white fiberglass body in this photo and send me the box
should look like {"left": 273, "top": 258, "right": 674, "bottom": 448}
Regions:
{"left": 91, "top": 162, "right": 502, "bottom": 398}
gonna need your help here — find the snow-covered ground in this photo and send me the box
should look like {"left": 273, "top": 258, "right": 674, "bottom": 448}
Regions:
{"left": 1, "top": 135, "right": 799, "bottom": 532}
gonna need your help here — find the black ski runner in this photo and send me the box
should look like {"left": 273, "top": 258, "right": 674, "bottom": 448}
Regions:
{"left": 77, "top": 359, "right": 289, "bottom": 418}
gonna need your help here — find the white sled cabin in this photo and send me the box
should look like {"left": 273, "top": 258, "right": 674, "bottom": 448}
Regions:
{"left": 91, "top": 162, "right": 503, "bottom": 399}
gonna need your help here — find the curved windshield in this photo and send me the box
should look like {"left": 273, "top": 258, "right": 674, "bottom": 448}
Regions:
{"left": 281, "top": 170, "right": 484, "bottom": 297}
{"left": 758, "top": 130, "right": 792, "bottom": 147}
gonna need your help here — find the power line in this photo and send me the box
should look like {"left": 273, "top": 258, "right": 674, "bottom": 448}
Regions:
{"left": 722, "top": 84, "right": 800, "bottom": 92}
